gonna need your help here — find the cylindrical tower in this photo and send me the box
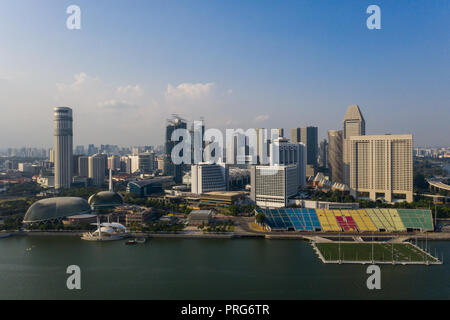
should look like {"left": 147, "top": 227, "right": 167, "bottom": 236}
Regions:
{"left": 54, "top": 107, "right": 73, "bottom": 189}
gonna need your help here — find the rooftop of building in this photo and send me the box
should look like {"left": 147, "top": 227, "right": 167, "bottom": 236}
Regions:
{"left": 24, "top": 197, "right": 91, "bottom": 223}
{"left": 344, "top": 104, "right": 365, "bottom": 121}
{"left": 88, "top": 191, "right": 124, "bottom": 209}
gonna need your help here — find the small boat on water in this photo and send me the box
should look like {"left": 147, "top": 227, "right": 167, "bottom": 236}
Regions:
{"left": 125, "top": 237, "right": 147, "bottom": 245}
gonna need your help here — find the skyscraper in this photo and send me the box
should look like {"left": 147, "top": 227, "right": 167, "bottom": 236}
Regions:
{"left": 165, "top": 115, "right": 187, "bottom": 183}
{"left": 343, "top": 105, "right": 365, "bottom": 185}
{"left": 318, "top": 139, "right": 328, "bottom": 168}
{"left": 328, "top": 130, "right": 343, "bottom": 183}
{"left": 89, "top": 154, "right": 106, "bottom": 187}
{"left": 291, "top": 126, "right": 318, "bottom": 177}
{"left": 269, "top": 137, "right": 306, "bottom": 189}
{"left": 54, "top": 107, "right": 73, "bottom": 189}
{"left": 78, "top": 156, "right": 89, "bottom": 177}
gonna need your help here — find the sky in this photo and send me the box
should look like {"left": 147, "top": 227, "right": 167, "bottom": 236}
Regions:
{"left": 0, "top": 0, "right": 448, "bottom": 149}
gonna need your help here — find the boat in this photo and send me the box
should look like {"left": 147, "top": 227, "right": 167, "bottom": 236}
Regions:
{"left": 135, "top": 237, "right": 146, "bottom": 244}
{"left": 125, "top": 237, "right": 147, "bottom": 245}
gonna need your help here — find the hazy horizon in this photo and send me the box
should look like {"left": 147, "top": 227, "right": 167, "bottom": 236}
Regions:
{"left": 1, "top": 1, "right": 449, "bottom": 149}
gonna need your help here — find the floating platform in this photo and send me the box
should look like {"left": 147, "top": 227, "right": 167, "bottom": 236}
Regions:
{"left": 311, "top": 241, "right": 443, "bottom": 265}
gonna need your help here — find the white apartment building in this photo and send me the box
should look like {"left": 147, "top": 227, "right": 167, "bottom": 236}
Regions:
{"left": 349, "top": 134, "right": 413, "bottom": 203}
{"left": 250, "top": 164, "right": 298, "bottom": 208}
{"left": 191, "top": 162, "right": 229, "bottom": 194}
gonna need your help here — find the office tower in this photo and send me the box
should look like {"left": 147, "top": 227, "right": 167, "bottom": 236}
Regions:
{"left": 276, "top": 128, "right": 284, "bottom": 138}
{"left": 269, "top": 137, "right": 306, "bottom": 189}
{"left": 256, "top": 128, "right": 280, "bottom": 165}
{"left": 108, "top": 155, "right": 121, "bottom": 172}
{"left": 74, "top": 145, "right": 85, "bottom": 155}
{"left": 291, "top": 126, "right": 318, "bottom": 177}
{"left": 226, "top": 132, "right": 255, "bottom": 165}
{"left": 189, "top": 119, "right": 205, "bottom": 164}
{"left": 191, "top": 162, "right": 229, "bottom": 194}
{"left": 88, "top": 154, "right": 106, "bottom": 187}
{"left": 318, "top": 139, "right": 328, "bottom": 168}
{"left": 138, "top": 152, "right": 156, "bottom": 173}
{"left": 78, "top": 156, "right": 89, "bottom": 177}
{"left": 54, "top": 107, "right": 73, "bottom": 189}
{"left": 72, "top": 155, "right": 81, "bottom": 175}
{"left": 165, "top": 116, "right": 187, "bottom": 183}
{"left": 87, "top": 144, "right": 98, "bottom": 156}
{"left": 328, "top": 130, "right": 343, "bottom": 183}
{"left": 121, "top": 156, "right": 132, "bottom": 174}
{"left": 349, "top": 134, "right": 413, "bottom": 203}
{"left": 49, "top": 149, "right": 55, "bottom": 163}
{"left": 157, "top": 157, "right": 167, "bottom": 174}
{"left": 250, "top": 164, "right": 298, "bottom": 208}
{"left": 343, "top": 105, "right": 365, "bottom": 185}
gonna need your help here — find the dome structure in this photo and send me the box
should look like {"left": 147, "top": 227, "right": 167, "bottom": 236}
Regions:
{"left": 24, "top": 197, "right": 91, "bottom": 223}
{"left": 88, "top": 191, "right": 123, "bottom": 210}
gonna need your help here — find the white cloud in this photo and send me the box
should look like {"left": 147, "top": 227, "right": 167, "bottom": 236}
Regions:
{"left": 97, "top": 99, "right": 138, "bottom": 110}
{"left": 166, "top": 82, "right": 215, "bottom": 99}
{"left": 117, "top": 84, "right": 143, "bottom": 97}
{"left": 56, "top": 72, "right": 99, "bottom": 92}
{"left": 255, "top": 114, "right": 270, "bottom": 122}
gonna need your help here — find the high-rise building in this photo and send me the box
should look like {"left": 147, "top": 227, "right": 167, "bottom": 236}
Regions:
{"left": 328, "top": 130, "right": 343, "bottom": 183}
{"left": 250, "top": 164, "right": 298, "bottom": 208}
{"left": 89, "top": 154, "right": 106, "bottom": 187}
{"left": 54, "top": 107, "right": 73, "bottom": 189}
{"left": 74, "top": 145, "right": 85, "bottom": 155}
{"left": 191, "top": 162, "right": 229, "bottom": 194}
{"left": 189, "top": 119, "right": 205, "bottom": 164}
{"left": 343, "top": 105, "right": 365, "bottom": 185}
{"left": 165, "top": 116, "right": 187, "bottom": 183}
{"left": 138, "top": 152, "right": 156, "bottom": 173}
{"left": 108, "top": 155, "right": 121, "bottom": 172}
{"left": 87, "top": 144, "right": 98, "bottom": 156}
{"left": 349, "top": 134, "right": 413, "bottom": 203}
{"left": 121, "top": 156, "right": 132, "bottom": 174}
{"left": 291, "top": 126, "right": 318, "bottom": 177}
{"left": 269, "top": 137, "right": 306, "bottom": 189}
{"left": 78, "top": 156, "right": 89, "bottom": 177}
{"left": 318, "top": 139, "right": 328, "bottom": 168}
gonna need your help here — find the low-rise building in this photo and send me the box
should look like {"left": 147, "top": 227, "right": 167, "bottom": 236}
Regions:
{"left": 188, "top": 210, "right": 213, "bottom": 226}
{"left": 125, "top": 209, "right": 152, "bottom": 226}
{"left": 199, "top": 191, "right": 247, "bottom": 208}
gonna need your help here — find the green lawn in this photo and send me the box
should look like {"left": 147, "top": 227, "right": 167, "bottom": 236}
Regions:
{"left": 316, "top": 242, "right": 438, "bottom": 262}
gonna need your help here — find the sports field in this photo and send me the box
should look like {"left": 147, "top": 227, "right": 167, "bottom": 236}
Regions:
{"left": 316, "top": 242, "right": 439, "bottom": 263}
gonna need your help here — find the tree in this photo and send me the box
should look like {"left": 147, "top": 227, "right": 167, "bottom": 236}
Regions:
{"left": 255, "top": 212, "right": 265, "bottom": 225}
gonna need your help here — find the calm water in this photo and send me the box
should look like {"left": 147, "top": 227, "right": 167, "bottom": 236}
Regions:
{"left": 0, "top": 236, "right": 448, "bottom": 300}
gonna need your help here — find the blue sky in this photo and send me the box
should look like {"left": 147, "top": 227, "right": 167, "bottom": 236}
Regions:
{"left": 0, "top": 0, "right": 448, "bottom": 148}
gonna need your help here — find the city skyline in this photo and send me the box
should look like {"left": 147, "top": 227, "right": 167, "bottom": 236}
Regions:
{"left": 0, "top": 1, "right": 449, "bottom": 149}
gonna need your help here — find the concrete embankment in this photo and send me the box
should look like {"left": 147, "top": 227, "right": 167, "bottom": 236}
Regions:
{"left": 4, "top": 230, "right": 450, "bottom": 241}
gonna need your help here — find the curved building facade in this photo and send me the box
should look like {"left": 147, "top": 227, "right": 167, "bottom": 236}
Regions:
{"left": 54, "top": 107, "right": 73, "bottom": 189}
{"left": 88, "top": 191, "right": 123, "bottom": 209}
{"left": 24, "top": 197, "right": 91, "bottom": 223}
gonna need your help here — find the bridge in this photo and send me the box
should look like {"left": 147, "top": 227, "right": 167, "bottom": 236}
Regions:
{"left": 427, "top": 179, "right": 450, "bottom": 192}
